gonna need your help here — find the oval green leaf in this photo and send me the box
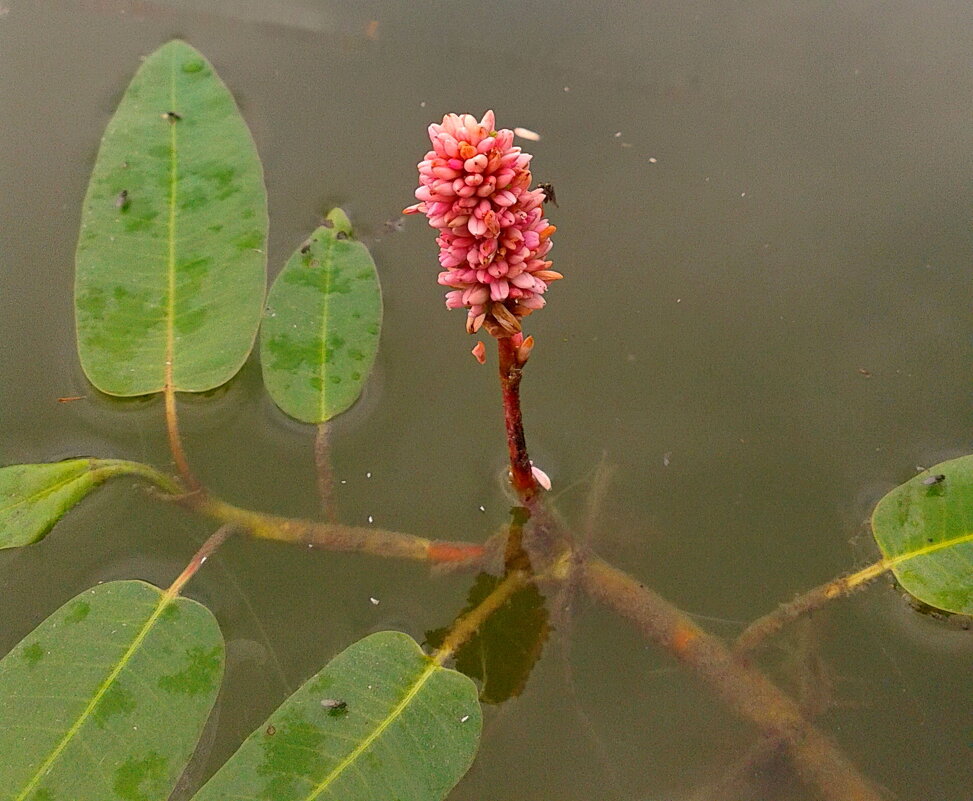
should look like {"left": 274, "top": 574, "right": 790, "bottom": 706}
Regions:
{"left": 0, "top": 459, "right": 149, "bottom": 549}
{"left": 192, "top": 631, "right": 481, "bottom": 801}
{"left": 0, "top": 580, "right": 224, "bottom": 800}
{"left": 260, "top": 211, "right": 382, "bottom": 423}
{"left": 75, "top": 40, "right": 268, "bottom": 396}
{"left": 871, "top": 455, "right": 973, "bottom": 615}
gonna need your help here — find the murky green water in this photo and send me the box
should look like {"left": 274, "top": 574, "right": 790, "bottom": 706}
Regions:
{"left": 2, "top": 2, "right": 971, "bottom": 799}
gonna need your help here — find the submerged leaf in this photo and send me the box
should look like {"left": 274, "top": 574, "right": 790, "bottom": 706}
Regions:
{"left": 0, "top": 580, "right": 223, "bottom": 800}
{"left": 0, "top": 459, "right": 130, "bottom": 549}
{"left": 871, "top": 455, "right": 973, "bottom": 615}
{"left": 75, "top": 39, "right": 267, "bottom": 396}
{"left": 426, "top": 572, "right": 549, "bottom": 704}
{"left": 192, "top": 631, "right": 480, "bottom": 801}
{"left": 260, "top": 210, "right": 382, "bottom": 423}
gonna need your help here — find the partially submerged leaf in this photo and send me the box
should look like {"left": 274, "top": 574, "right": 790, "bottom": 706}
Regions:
{"left": 0, "top": 580, "right": 223, "bottom": 800}
{"left": 0, "top": 459, "right": 130, "bottom": 549}
{"left": 426, "top": 572, "right": 549, "bottom": 704}
{"left": 192, "top": 631, "right": 480, "bottom": 801}
{"left": 871, "top": 455, "right": 973, "bottom": 615}
{"left": 260, "top": 210, "right": 382, "bottom": 423}
{"left": 75, "top": 39, "right": 268, "bottom": 396}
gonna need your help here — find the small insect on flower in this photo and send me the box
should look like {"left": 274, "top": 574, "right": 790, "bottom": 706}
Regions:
{"left": 921, "top": 474, "right": 946, "bottom": 486}
{"left": 538, "top": 182, "right": 558, "bottom": 207}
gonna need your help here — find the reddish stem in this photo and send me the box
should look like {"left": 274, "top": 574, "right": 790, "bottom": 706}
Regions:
{"left": 497, "top": 336, "right": 538, "bottom": 501}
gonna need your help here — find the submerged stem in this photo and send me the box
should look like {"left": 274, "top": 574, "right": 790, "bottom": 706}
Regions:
{"left": 734, "top": 559, "right": 890, "bottom": 654}
{"left": 166, "top": 524, "right": 236, "bottom": 598}
{"left": 580, "top": 557, "right": 886, "bottom": 801}
{"left": 432, "top": 569, "right": 530, "bottom": 665}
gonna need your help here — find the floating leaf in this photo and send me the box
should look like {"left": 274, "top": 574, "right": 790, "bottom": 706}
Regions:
{"left": 192, "top": 631, "right": 480, "bottom": 801}
{"left": 260, "top": 209, "right": 382, "bottom": 423}
{"left": 0, "top": 580, "right": 223, "bottom": 800}
{"left": 0, "top": 459, "right": 156, "bottom": 549}
{"left": 871, "top": 455, "right": 973, "bottom": 615}
{"left": 426, "top": 572, "right": 549, "bottom": 704}
{"left": 75, "top": 40, "right": 267, "bottom": 396}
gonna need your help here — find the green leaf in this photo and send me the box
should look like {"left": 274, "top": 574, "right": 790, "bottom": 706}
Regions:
{"left": 192, "top": 631, "right": 481, "bottom": 801}
{"left": 260, "top": 210, "right": 382, "bottom": 423}
{"left": 426, "top": 572, "right": 549, "bottom": 704}
{"left": 75, "top": 40, "right": 268, "bottom": 396}
{"left": 0, "top": 460, "right": 144, "bottom": 549}
{"left": 871, "top": 455, "right": 973, "bottom": 615}
{"left": 0, "top": 580, "right": 223, "bottom": 800}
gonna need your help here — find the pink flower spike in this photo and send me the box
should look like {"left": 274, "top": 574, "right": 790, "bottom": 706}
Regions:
{"left": 407, "top": 111, "right": 561, "bottom": 334}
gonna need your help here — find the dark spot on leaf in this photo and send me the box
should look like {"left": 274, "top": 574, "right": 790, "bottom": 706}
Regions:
{"left": 236, "top": 230, "right": 264, "bottom": 250}
{"left": 178, "top": 187, "right": 208, "bottom": 211}
{"left": 122, "top": 209, "right": 159, "bottom": 233}
{"left": 158, "top": 645, "right": 222, "bottom": 695}
{"left": 22, "top": 642, "right": 44, "bottom": 666}
{"left": 64, "top": 601, "right": 91, "bottom": 624}
{"left": 175, "top": 306, "right": 207, "bottom": 335}
{"left": 160, "top": 603, "right": 181, "bottom": 621}
{"left": 95, "top": 683, "right": 136, "bottom": 727}
{"left": 256, "top": 713, "right": 325, "bottom": 797}
{"left": 114, "top": 752, "right": 169, "bottom": 801}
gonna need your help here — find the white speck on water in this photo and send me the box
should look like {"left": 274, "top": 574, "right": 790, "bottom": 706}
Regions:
{"left": 460, "top": 715, "right": 470, "bottom": 723}
{"left": 563, "top": 86, "right": 570, "bottom": 92}
{"left": 741, "top": 192, "right": 746, "bottom": 197}
{"left": 676, "top": 298, "right": 682, "bottom": 303}
{"left": 340, "top": 480, "right": 347, "bottom": 485}
{"left": 478, "top": 505, "right": 485, "bottom": 512}
{"left": 200, "top": 556, "right": 207, "bottom": 564}
{"left": 663, "top": 451, "right": 672, "bottom": 467}
{"left": 613, "top": 131, "right": 622, "bottom": 137}
{"left": 369, "top": 597, "right": 380, "bottom": 605}
{"left": 420, "top": 100, "right": 426, "bottom": 107}
{"left": 367, "top": 515, "right": 374, "bottom": 523}
{"left": 648, "top": 157, "right": 657, "bottom": 163}
{"left": 365, "top": 471, "right": 372, "bottom": 478}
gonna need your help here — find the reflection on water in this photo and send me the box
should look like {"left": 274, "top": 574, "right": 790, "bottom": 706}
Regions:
{"left": 1, "top": 2, "right": 972, "bottom": 799}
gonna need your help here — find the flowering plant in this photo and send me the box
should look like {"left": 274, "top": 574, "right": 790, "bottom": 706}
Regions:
{"left": 405, "top": 111, "right": 561, "bottom": 336}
